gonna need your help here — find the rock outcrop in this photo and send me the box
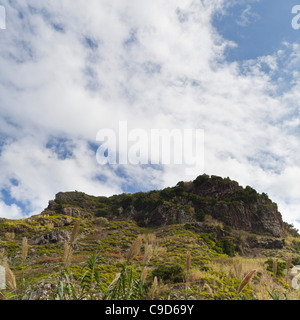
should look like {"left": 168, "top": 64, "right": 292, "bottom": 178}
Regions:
{"left": 34, "top": 229, "right": 70, "bottom": 245}
{"left": 190, "top": 175, "right": 284, "bottom": 237}
{"left": 43, "top": 174, "right": 285, "bottom": 238}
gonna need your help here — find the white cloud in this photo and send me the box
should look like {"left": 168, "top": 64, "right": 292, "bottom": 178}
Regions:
{"left": 0, "top": 202, "right": 23, "bottom": 220}
{"left": 236, "top": 5, "right": 259, "bottom": 27}
{"left": 0, "top": 0, "right": 300, "bottom": 226}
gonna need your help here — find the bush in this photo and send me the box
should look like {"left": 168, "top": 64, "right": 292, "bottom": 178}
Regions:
{"left": 159, "top": 187, "right": 177, "bottom": 200}
{"left": 133, "top": 193, "right": 162, "bottom": 212}
{"left": 120, "top": 196, "right": 132, "bottom": 209}
{"left": 152, "top": 264, "right": 184, "bottom": 283}
{"left": 223, "top": 225, "right": 232, "bottom": 233}
{"left": 231, "top": 186, "right": 258, "bottom": 205}
{"left": 214, "top": 238, "right": 235, "bottom": 257}
{"left": 96, "top": 208, "right": 108, "bottom": 217}
{"left": 285, "top": 222, "right": 300, "bottom": 237}
{"left": 292, "top": 256, "right": 300, "bottom": 265}
{"left": 193, "top": 174, "right": 210, "bottom": 187}
{"left": 196, "top": 209, "right": 205, "bottom": 222}
{"left": 200, "top": 233, "right": 216, "bottom": 248}
{"left": 94, "top": 217, "right": 109, "bottom": 227}
{"left": 265, "top": 258, "right": 286, "bottom": 277}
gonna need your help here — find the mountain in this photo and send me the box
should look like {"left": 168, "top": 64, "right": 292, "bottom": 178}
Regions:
{"left": 45, "top": 174, "right": 285, "bottom": 237}
{"left": 0, "top": 174, "right": 299, "bottom": 300}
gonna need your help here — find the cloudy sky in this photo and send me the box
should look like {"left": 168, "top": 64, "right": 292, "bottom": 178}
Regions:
{"left": 0, "top": 0, "right": 300, "bottom": 230}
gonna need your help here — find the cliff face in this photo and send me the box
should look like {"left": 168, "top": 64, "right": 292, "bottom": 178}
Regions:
{"left": 189, "top": 175, "right": 285, "bottom": 237}
{"left": 45, "top": 174, "right": 285, "bottom": 237}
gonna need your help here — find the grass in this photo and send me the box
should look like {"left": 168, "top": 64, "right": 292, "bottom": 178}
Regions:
{"left": 0, "top": 215, "right": 300, "bottom": 300}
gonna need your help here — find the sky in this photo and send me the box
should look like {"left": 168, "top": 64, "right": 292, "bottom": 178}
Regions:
{"left": 0, "top": 0, "right": 300, "bottom": 230}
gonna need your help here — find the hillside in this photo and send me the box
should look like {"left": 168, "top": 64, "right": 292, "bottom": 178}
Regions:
{"left": 0, "top": 174, "right": 300, "bottom": 300}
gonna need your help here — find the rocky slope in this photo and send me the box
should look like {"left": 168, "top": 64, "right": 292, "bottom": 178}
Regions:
{"left": 0, "top": 174, "right": 299, "bottom": 300}
{"left": 43, "top": 174, "right": 285, "bottom": 237}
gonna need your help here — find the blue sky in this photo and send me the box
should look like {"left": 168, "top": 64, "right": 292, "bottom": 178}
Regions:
{"left": 213, "top": 1, "right": 300, "bottom": 61}
{"left": 1, "top": 0, "right": 300, "bottom": 230}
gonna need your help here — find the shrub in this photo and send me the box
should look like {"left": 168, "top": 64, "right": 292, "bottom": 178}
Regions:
{"left": 120, "top": 196, "right": 132, "bottom": 209}
{"left": 94, "top": 217, "right": 109, "bottom": 227}
{"left": 292, "top": 256, "right": 300, "bottom": 265}
{"left": 214, "top": 238, "right": 235, "bottom": 257}
{"left": 96, "top": 208, "right": 108, "bottom": 217}
{"left": 223, "top": 225, "right": 232, "bottom": 233}
{"left": 231, "top": 186, "right": 258, "bottom": 205}
{"left": 285, "top": 222, "right": 300, "bottom": 237}
{"left": 265, "top": 258, "right": 285, "bottom": 277}
{"left": 152, "top": 264, "right": 184, "bottom": 283}
{"left": 196, "top": 209, "right": 205, "bottom": 222}
{"left": 200, "top": 233, "right": 216, "bottom": 248}
{"left": 193, "top": 174, "right": 210, "bottom": 187}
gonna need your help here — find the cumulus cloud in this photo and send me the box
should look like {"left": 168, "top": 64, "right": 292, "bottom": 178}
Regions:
{"left": 0, "top": 0, "right": 300, "bottom": 227}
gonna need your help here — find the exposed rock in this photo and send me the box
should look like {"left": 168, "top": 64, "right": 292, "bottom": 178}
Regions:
{"left": 61, "top": 207, "right": 82, "bottom": 217}
{"left": 23, "top": 282, "right": 55, "bottom": 300}
{"left": 34, "top": 229, "right": 70, "bottom": 245}
{"left": 204, "top": 200, "right": 284, "bottom": 237}
{"left": 248, "top": 238, "right": 285, "bottom": 249}
{"left": 121, "top": 202, "right": 195, "bottom": 227}
{"left": 142, "top": 203, "right": 194, "bottom": 226}
{"left": 189, "top": 175, "right": 285, "bottom": 237}
{"left": 42, "top": 174, "right": 286, "bottom": 237}
{"left": 47, "top": 200, "right": 56, "bottom": 210}
{"left": 264, "top": 239, "right": 284, "bottom": 249}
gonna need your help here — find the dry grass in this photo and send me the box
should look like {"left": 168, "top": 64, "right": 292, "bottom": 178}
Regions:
{"left": 143, "top": 243, "right": 153, "bottom": 265}
{"left": 22, "top": 237, "right": 28, "bottom": 262}
{"left": 187, "top": 268, "right": 207, "bottom": 283}
{"left": 286, "top": 254, "right": 292, "bottom": 284}
{"left": 62, "top": 219, "right": 82, "bottom": 268}
{"left": 203, "top": 283, "right": 214, "bottom": 298}
{"left": 0, "top": 248, "right": 7, "bottom": 266}
{"left": 70, "top": 219, "right": 81, "bottom": 244}
{"left": 233, "top": 258, "right": 243, "bottom": 279}
{"left": 141, "top": 267, "right": 147, "bottom": 285}
{"left": 150, "top": 276, "right": 158, "bottom": 300}
{"left": 126, "top": 234, "right": 143, "bottom": 263}
{"left": 63, "top": 242, "right": 73, "bottom": 268}
{"left": 252, "top": 270, "right": 286, "bottom": 300}
{"left": 5, "top": 232, "right": 15, "bottom": 241}
{"left": 273, "top": 258, "right": 277, "bottom": 278}
{"left": 5, "top": 264, "right": 16, "bottom": 290}
{"left": 145, "top": 233, "right": 158, "bottom": 247}
{"left": 237, "top": 270, "right": 256, "bottom": 295}
{"left": 204, "top": 256, "right": 291, "bottom": 300}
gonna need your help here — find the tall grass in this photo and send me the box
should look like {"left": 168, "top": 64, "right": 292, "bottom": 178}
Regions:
{"left": 63, "top": 219, "right": 81, "bottom": 269}
{"left": 237, "top": 270, "right": 256, "bottom": 296}
{"left": 0, "top": 218, "right": 296, "bottom": 301}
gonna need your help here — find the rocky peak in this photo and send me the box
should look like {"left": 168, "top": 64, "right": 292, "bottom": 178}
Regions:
{"left": 43, "top": 174, "right": 286, "bottom": 238}
{"left": 189, "top": 174, "right": 285, "bottom": 237}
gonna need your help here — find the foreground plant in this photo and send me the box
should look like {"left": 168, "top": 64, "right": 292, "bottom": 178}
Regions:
{"left": 267, "top": 289, "right": 288, "bottom": 300}
{"left": 236, "top": 270, "right": 256, "bottom": 297}
{"left": 80, "top": 253, "right": 103, "bottom": 299}
{"left": 55, "top": 253, "right": 103, "bottom": 300}
{"left": 102, "top": 263, "right": 146, "bottom": 300}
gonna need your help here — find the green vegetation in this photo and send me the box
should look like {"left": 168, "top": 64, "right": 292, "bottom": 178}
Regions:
{"left": 152, "top": 264, "right": 184, "bottom": 283}
{"left": 0, "top": 174, "right": 300, "bottom": 300}
{"left": 0, "top": 214, "right": 298, "bottom": 300}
